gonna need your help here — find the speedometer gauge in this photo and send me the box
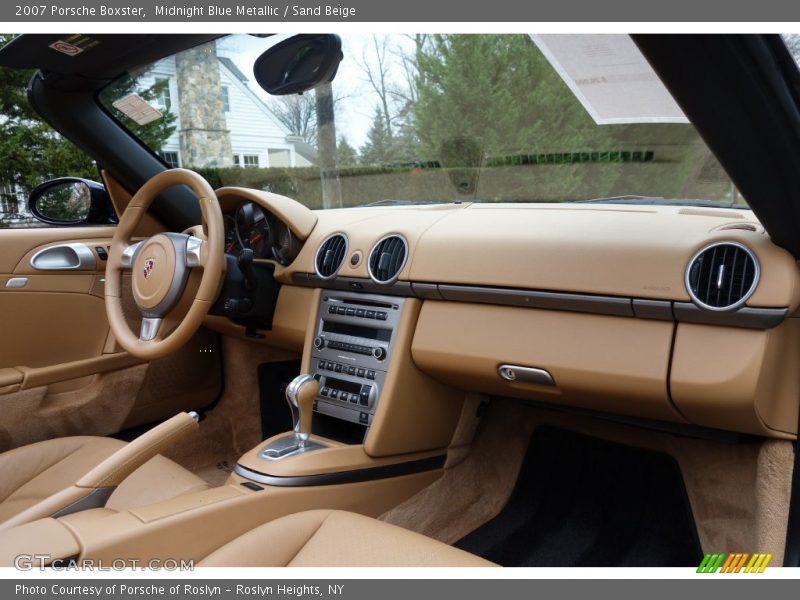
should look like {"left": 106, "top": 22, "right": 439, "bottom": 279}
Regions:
{"left": 235, "top": 202, "right": 273, "bottom": 258}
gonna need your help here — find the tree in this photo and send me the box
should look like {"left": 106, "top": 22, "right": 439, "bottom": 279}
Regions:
{"left": 356, "top": 35, "right": 422, "bottom": 164}
{"left": 102, "top": 76, "right": 177, "bottom": 154}
{"left": 411, "top": 34, "right": 708, "bottom": 201}
{"left": 359, "top": 106, "right": 395, "bottom": 165}
{"left": 357, "top": 35, "right": 398, "bottom": 138}
{"left": 270, "top": 94, "right": 318, "bottom": 146}
{"left": 336, "top": 136, "right": 359, "bottom": 166}
{"left": 0, "top": 33, "right": 175, "bottom": 196}
{"left": 0, "top": 41, "right": 96, "bottom": 193}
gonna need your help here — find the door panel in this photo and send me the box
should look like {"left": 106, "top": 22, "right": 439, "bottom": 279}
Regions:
{"left": 0, "top": 225, "right": 223, "bottom": 450}
{"left": 0, "top": 230, "right": 116, "bottom": 375}
{"left": 0, "top": 292, "right": 109, "bottom": 368}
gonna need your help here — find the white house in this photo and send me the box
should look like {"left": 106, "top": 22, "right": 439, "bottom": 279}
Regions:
{"left": 139, "top": 54, "right": 316, "bottom": 170}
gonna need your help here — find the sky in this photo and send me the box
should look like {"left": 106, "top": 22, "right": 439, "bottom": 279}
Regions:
{"left": 217, "top": 33, "right": 417, "bottom": 149}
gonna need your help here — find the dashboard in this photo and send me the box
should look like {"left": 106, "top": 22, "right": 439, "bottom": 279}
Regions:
{"left": 207, "top": 189, "right": 800, "bottom": 441}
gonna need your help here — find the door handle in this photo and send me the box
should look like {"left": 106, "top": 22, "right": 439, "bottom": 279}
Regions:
{"left": 30, "top": 243, "right": 96, "bottom": 271}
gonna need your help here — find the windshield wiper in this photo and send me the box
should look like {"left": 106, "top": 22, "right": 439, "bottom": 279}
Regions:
{"left": 570, "top": 195, "right": 744, "bottom": 209}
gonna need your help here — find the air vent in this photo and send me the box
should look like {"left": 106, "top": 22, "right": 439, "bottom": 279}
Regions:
{"left": 713, "top": 222, "right": 762, "bottom": 233}
{"left": 314, "top": 233, "right": 348, "bottom": 279}
{"left": 685, "top": 242, "right": 760, "bottom": 311}
{"left": 368, "top": 235, "right": 408, "bottom": 284}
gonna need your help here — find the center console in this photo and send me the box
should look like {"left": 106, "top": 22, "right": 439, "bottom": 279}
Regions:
{"left": 0, "top": 287, "right": 476, "bottom": 567}
{"left": 310, "top": 292, "right": 404, "bottom": 428}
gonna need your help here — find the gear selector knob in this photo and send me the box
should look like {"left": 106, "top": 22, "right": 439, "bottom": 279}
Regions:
{"left": 286, "top": 374, "right": 319, "bottom": 448}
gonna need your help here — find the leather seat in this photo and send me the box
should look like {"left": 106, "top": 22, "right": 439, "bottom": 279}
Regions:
{"left": 0, "top": 436, "right": 209, "bottom": 526}
{"left": 199, "top": 509, "right": 495, "bottom": 567}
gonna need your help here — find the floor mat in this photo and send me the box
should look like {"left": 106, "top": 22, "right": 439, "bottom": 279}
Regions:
{"left": 455, "top": 426, "right": 703, "bottom": 566}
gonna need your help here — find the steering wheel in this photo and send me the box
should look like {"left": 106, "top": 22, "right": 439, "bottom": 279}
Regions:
{"left": 105, "top": 169, "right": 225, "bottom": 360}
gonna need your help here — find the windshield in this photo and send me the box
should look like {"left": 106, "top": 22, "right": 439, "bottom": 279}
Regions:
{"left": 100, "top": 34, "right": 748, "bottom": 209}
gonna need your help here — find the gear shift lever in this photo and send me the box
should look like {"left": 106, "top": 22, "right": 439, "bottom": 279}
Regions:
{"left": 286, "top": 374, "right": 319, "bottom": 448}
{"left": 257, "top": 374, "right": 324, "bottom": 460}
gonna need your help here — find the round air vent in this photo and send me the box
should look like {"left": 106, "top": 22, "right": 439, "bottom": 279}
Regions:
{"left": 368, "top": 234, "right": 408, "bottom": 284}
{"left": 685, "top": 241, "right": 760, "bottom": 311}
{"left": 314, "top": 233, "right": 348, "bottom": 279}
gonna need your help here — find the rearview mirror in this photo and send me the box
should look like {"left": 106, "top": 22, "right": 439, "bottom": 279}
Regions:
{"left": 29, "top": 177, "right": 115, "bottom": 226}
{"left": 253, "top": 34, "right": 343, "bottom": 95}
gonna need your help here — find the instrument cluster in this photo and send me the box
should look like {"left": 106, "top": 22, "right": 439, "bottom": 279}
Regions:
{"left": 223, "top": 201, "right": 299, "bottom": 265}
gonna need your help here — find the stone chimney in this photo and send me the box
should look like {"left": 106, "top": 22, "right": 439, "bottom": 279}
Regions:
{"left": 175, "top": 41, "right": 233, "bottom": 168}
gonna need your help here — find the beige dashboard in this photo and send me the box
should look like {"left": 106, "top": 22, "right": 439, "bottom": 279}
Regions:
{"left": 206, "top": 191, "right": 800, "bottom": 440}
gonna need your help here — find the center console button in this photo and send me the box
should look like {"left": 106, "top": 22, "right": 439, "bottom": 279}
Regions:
{"left": 334, "top": 364, "right": 343, "bottom": 373}
{"left": 326, "top": 361, "right": 335, "bottom": 370}
{"left": 318, "top": 360, "right": 326, "bottom": 370}
{"left": 366, "top": 370, "right": 376, "bottom": 380}
{"left": 328, "top": 306, "right": 336, "bottom": 314}
{"left": 359, "top": 412, "right": 369, "bottom": 424}
{"left": 340, "top": 392, "right": 349, "bottom": 402}
{"left": 346, "top": 308, "right": 356, "bottom": 316}
{"left": 321, "top": 387, "right": 330, "bottom": 397}
{"left": 356, "top": 309, "right": 366, "bottom": 317}
{"left": 347, "top": 366, "right": 356, "bottom": 375}
{"left": 356, "top": 368, "right": 366, "bottom": 377}
{"left": 313, "top": 336, "right": 325, "bottom": 349}
{"left": 365, "top": 310, "right": 376, "bottom": 319}
{"left": 359, "top": 385, "right": 372, "bottom": 406}
{"left": 376, "top": 311, "right": 388, "bottom": 321}
{"left": 336, "top": 307, "right": 346, "bottom": 315}
{"left": 329, "top": 390, "right": 339, "bottom": 399}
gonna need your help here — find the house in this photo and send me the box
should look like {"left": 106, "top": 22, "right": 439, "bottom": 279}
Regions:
{"left": 139, "top": 52, "right": 316, "bottom": 170}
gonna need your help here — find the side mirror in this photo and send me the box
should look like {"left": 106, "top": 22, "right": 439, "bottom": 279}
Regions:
{"left": 28, "top": 177, "right": 115, "bottom": 226}
{"left": 253, "top": 34, "right": 343, "bottom": 95}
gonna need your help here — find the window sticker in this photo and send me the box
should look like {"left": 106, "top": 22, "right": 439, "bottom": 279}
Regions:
{"left": 531, "top": 34, "right": 689, "bottom": 125}
{"left": 111, "top": 94, "right": 164, "bottom": 126}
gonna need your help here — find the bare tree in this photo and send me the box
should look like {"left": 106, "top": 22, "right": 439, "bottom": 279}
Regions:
{"left": 270, "top": 90, "right": 348, "bottom": 148}
{"left": 270, "top": 94, "right": 318, "bottom": 146}
{"left": 393, "top": 34, "right": 428, "bottom": 105}
{"left": 358, "top": 35, "right": 400, "bottom": 138}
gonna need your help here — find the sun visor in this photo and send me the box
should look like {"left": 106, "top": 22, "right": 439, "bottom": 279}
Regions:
{"left": 530, "top": 34, "right": 689, "bottom": 125}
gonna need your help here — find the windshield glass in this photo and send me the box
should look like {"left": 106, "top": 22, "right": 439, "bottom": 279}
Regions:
{"left": 100, "top": 34, "right": 748, "bottom": 209}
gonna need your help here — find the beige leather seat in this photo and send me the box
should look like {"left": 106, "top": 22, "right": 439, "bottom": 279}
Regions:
{"left": 0, "top": 436, "right": 208, "bottom": 526}
{"left": 199, "top": 509, "right": 495, "bottom": 567}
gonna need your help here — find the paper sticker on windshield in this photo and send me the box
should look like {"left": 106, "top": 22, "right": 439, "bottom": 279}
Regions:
{"left": 112, "top": 94, "right": 163, "bottom": 126}
{"left": 530, "top": 34, "right": 689, "bottom": 125}
{"left": 49, "top": 40, "right": 84, "bottom": 56}
{"left": 49, "top": 35, "right": 100, "bottom": 57}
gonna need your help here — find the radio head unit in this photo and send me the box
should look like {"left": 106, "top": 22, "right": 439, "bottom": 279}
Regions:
{"left": 311, "top": 292, "right": 404, "bottom": 428}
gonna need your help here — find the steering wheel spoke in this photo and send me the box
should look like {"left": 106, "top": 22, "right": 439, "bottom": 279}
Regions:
{"left": 120, "top": 242, "right": 143, "bottom": 269}
{"left": 185, "top": 236, "right": 206, "bottom": 268}
{"left": 139, "top": 317, "right": 163, "bottom": 341}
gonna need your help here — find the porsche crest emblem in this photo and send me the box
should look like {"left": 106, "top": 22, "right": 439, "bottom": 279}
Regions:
{"left": 143, "top": 258, "right": 156, "bottom": 279}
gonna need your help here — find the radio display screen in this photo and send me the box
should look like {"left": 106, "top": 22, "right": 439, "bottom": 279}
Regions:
{"left": 324, "top": 377, "right": 363, "bottom": 395}
{"left": 323, "top": 320, "right": 391, "bottom": 342}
